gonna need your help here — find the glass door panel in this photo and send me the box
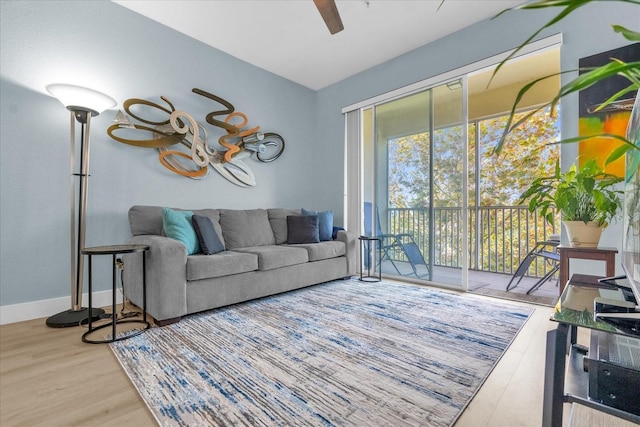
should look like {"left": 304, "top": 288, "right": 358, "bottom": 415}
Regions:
{"left": 431, "top": 81, "right": 465, "bottom": 287}
{"left": 372, "top": 80, "right": 466, "bottom": 288}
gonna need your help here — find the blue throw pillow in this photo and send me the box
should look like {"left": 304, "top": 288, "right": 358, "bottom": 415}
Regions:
{"left": 287, "top": 215, "right": 320, "bottom": 244}
{"left": 302, "top": 208, "right": 334, "bottom": 241}
{"left": 162, "top": 207, "right": 200, "bottom": 255}
{"left": 192, "top": 214, "right": 225, "bottom": 255}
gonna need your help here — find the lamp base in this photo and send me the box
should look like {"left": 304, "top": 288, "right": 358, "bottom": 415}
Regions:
{"left": 46, "top": 307, "right": 105, "bottom": 328}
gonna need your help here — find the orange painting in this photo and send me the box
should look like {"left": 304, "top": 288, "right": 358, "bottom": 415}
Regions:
{"left": 578, "top": 110, "right": 630, "bottom": 177}
{"left": 578, "top": 43, "right": 639, "bottom": 178}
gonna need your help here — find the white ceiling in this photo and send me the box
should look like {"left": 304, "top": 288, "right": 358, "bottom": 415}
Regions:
{"left": 113, "top": 0, "right": 525, "bottom": 91}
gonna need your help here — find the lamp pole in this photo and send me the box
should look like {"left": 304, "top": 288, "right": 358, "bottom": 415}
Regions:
{"left": 45, "top": 85, "right": 116, "bottom": 327}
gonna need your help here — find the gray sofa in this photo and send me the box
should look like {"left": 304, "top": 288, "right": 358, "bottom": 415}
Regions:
{"left": 122, "top": 206, "right": 357, "bottom": 325}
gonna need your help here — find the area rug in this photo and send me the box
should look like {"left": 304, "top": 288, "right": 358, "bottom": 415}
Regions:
{"left": 110, "top": 279, "right": 533, "bottom": 426}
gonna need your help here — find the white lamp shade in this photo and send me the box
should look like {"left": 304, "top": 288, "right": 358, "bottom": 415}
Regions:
{"left": 46, "top": 83, "right": 116, "bottom": 116}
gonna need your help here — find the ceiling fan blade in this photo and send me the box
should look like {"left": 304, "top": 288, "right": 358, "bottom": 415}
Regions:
{"left": 313, "top": 0, "right": 344, "bottom": 35}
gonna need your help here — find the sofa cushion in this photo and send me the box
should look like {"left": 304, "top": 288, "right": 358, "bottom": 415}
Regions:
{"left": 302, "top": 208, "right": 334, "bottom": 241}
{"left": 268, "top": 208, "right": 301, "bottom": 244}
{"left": 219, "top": 209, "right": 276, "bottom": 249}
{"left": 129, "top": 205, "right": 165, "bottom": 236}
{"left": 289, "top": 240, "right": 346, "bottom": 262}
{"left": 162, "top": 207, "right": 200, "bottom": 255}
{"left": 192, "top": 215, "right": 225, "bottom": 255}
{"left": 129, "top": 206, "right": 223, "bottom": 239}
{"left": 234, "top": 245, "right": 309, "bottom": 271}
{"left": 187, "top": 251, "right": 258, "bottom": 281}
{"left": 287, "top": 215, "right": 320, "bottom": 244}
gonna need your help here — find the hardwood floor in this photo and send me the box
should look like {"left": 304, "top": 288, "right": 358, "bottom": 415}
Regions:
{"left": 1, "top": 295, "right": 554, "bottom": 426}
{"left": 0, "top": 307, "right": 155, "bottom": 426}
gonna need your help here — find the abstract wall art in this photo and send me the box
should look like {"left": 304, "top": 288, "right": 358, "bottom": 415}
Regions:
{"left": 107, "top": 88, "right": 285, "bottom": 187}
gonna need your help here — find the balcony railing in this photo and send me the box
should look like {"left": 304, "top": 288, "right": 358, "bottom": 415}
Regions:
{"left": 386, "top": 206, "right": 560, "bottom": 277}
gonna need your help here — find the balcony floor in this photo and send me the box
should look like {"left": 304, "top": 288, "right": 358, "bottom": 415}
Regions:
{"left": 376, "top": 260, "right": 558, "bottom": 306}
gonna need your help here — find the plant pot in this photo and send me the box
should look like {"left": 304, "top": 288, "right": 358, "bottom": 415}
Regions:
{"left": 562, "top": 220, "right": 604, "bottom": 248}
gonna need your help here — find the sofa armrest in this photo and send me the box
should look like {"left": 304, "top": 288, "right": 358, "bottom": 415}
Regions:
{"left": 336, "top": 230, "right": 357, "bottom": 275}
{"left": 122, "top": 235, "right": 187, "bottom": 322}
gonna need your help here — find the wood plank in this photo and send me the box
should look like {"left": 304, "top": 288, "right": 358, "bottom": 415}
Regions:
{"left": 0, "top": 307, "right": 155, "bottom": 426}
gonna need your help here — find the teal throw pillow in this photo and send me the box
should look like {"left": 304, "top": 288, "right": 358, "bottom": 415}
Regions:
{"left": 302, "top": 208, "right": 334, "bottom": 241}
{"left": 162, "top": 207, "right": 200, "bottom": 255}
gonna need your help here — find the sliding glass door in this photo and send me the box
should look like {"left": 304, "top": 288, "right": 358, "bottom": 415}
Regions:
{"left": 349, "top": 37, "right": 562, "bottom": 295}
{"left": 367, "top": 79, "right": 466, "bottom": 288}
{"left": 430, "top": 81, "right": 466, "bottom": 287}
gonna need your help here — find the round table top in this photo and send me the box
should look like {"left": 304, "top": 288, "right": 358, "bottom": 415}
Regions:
{"left": 81, "top": 244, "right": 149, "bottom": 255}
{"left": 359, "top": 235, "right": 382, "bottom": 241}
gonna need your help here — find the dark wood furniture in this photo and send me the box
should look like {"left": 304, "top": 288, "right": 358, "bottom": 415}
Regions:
{"left": 558, "top": 246, "right": 618, "bottom": 296}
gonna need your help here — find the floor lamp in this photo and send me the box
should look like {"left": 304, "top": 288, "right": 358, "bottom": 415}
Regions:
{"left": 45, "top": 84, "right": 117, "bottom": 328}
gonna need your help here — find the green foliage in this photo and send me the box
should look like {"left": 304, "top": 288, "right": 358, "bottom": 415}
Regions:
{"left": 519, "top": 159, "right": 623, "bottom": 226}
{"left": 388, "top": 108, "right": 560, "bottom": 209}
{"left": 471, "top": 108, "right": 560, "bottom": 206}
{"left": 492, "top": 0, "right": 640, "bottom": 161}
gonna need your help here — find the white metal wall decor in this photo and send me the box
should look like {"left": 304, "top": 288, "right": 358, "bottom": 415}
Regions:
{"left": 107, "top": 88, "right": 285, "bottom": 187}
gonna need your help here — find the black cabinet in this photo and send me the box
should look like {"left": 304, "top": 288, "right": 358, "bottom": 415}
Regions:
{"left": 588, "top": 331, "right": 640, "bottom": 415}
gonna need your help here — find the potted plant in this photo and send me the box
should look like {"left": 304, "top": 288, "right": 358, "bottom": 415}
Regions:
{"left": 519, "top": 158, "right": 623, "bottom": 247}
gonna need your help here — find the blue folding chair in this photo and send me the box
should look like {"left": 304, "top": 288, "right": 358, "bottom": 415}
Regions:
{"left": 363, "top": 202, "right": 430, "bottom": 278}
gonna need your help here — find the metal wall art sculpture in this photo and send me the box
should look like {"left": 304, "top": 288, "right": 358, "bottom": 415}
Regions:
{"left": 107, "top": 88, "right": 285, "bottom": 187}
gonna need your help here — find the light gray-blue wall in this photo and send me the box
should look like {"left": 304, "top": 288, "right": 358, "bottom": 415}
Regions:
{"left": 1, "top": 0, "right": 319, "bottom": 306}
{"left": 1, "top": 0, "right": 636, "bottom": 311}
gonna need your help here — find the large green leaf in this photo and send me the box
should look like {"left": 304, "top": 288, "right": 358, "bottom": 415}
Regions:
{"left": 613, "top": 24, "right": 640, "bottom": 41}
{"left": 494, "top": 61, "right": 639, "bottom": 154}
{"left": 491, "top": 0, "right": 639, "bottom": 158}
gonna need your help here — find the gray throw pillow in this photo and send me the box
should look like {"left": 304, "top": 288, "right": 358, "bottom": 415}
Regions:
{"left": 287, "top": 215, "right": 320, "bottom": 244}
{"left": 192, "top": 214, "right": 226, "bottom": 255}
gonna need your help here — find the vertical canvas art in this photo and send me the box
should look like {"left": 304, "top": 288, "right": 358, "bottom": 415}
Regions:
{"left": 578, "top": 43, "right": 639, "bottom": 177}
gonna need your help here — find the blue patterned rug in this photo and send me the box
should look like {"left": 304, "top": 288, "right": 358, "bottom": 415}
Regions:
{"left": 110, "top": 279, "right": 533, "bottom": 426}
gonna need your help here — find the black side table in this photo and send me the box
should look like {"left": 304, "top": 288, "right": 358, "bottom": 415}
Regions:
{"left": 359, "top": 235, "right": 382, "bottom": 282}
{"left": 81, "top": 244, "right": 151, "bottom": 344}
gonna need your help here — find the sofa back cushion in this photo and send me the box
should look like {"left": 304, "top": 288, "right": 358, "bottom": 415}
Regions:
{"left": 129, "top": 205, "right": 165, "bottom": 236}
{"left": 128, "top": 206, "right": 225, "bottom": 247}
{"left": 219, "top": 209, "right": 276, "bottom": 249}
{"left": 268, "top": 208, "right": 301, "bottom": 244}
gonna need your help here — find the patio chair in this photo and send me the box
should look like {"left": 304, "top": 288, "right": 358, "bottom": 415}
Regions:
{"left": 506, "top": 237, "right": 560, "bottom": 295}
{"left": 363, "top": 202, "right": 430, "bottom": 278}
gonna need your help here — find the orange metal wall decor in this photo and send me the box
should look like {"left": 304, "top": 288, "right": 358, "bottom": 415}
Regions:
{"left": 107, "top": 88, "right": 285, "bottom": 187}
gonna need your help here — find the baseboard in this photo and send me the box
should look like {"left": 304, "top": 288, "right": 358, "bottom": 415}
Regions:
{"left": 0, "top": 290, "right": 123, "bottom": 325}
